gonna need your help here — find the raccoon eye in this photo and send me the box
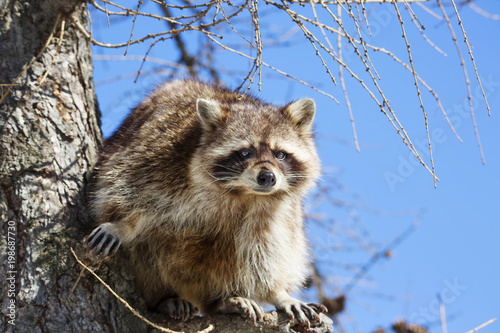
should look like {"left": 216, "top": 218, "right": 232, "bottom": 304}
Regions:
{"left": 275, "top": 151, "right": 287, "bottom": 160}
{"left": 239, "top": 148, "right": 252, "bottom": 159}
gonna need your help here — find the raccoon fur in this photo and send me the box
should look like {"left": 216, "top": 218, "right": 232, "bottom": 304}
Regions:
{"left": 87, "top": 79, "right": 325, "bottom": 325}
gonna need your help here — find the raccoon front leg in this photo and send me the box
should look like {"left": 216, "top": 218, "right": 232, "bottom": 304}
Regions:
{"left": 86, "top": 222, "right": 122, "bottom": 258}
{"left": 157, "top": 298, "right": 198, "bottom": 321}
{"left": 218, "top": 297, "right": 265, "bottom": 323}
{"left": 272, "top": 292, "right": 327, "bottom": 327}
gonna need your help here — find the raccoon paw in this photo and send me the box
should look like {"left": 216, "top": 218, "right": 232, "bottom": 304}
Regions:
{"left": 86, "top": 223, "right": 122, "bottom": 259}
{"left": 277, "top": 300, "right": 327, "bottom": 327}
{"left": 219, "top": 297, "right": 264, "bottom": 323}
{"left": 157, "top": 298, "right": 198, "bottom": 321}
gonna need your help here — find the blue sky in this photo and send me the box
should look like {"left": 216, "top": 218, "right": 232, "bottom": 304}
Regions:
{"left": 90, "top": 1, "right": 499, "bottom": 332}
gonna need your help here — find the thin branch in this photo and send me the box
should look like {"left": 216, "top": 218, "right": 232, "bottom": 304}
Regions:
{"left": 310, "top": 0, "right": 337, "bottom": 57}
{"left": 345, "top": 1, "right": 381, "bottom": 80}
{"left": 219, "top": 1, "right": 253, "bottom": 46}
{"left": 450, "top": 0, "right": 491, "bottom": 116}
{"left": 159, "top": 2, "right": 204, "bottom": 77}
{"left": 439, "top": 301, "right": 448, "bottom": 333}
{"left": 360, "top": 1, "right": 372, "bottom": 36}
{"left": 236, "top": 0, "right": 263, "bottom": 95}
{"left": 251, "top": 0, "right": 263, "bottom": 91}
{"left": 336, "top": 4, "right": 360, "bottom": 152}
{"left": 464, "top": 318, "right": 497, "bottom": 333}
{"left": 93, "top": 54, "right": 187, "bottom": 68}
{"left": 204, "top": 32, "right": 340, "bottom": 103}
{"left": 134, "top": 35, "right": 178, "bottom": 83}
{"left": 71, "top": 13, "right": 219, "bottom": 49}
{"left": 403, "top": 0, "right": 424, "bottom": 28}
{"left": 468, "top": 2, "right": 500, "bottom": 20}
{"left": 69, "top": 248, "right": 215, "bottom": 333}
{"left": 416, "top": 1, "right": 443, "bottom": 20}
{"left": 394, "top": 2, "right": 437, "bottom": 188}
{"left": 371, "top": 45, "right": 462, "bottom": 142}
{"left": 342, "top": 214, "right": 423, "bottom": 296}
{"left": 405, "top": 2, "right": 448, "bottom": 56}
{"left": 437, "top": 0, "right": 485, "bottom": 164}
{"left": 124, "top": 0, "right": 142, "bottom": 56}
{"left": 278, "top": 0, "right": 338, "bottom": 87}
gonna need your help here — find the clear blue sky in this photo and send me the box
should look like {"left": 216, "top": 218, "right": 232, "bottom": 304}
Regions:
{"left": 90, "top": 1, "right": 499, "bottom": 332}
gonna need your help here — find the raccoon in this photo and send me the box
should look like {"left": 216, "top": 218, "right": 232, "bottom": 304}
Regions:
{"left": 87, "top": 79, "right": 325, "bottom": 325}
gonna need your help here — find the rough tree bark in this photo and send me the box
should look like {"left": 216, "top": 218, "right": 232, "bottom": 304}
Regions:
{"left": 0, "top": 1, "right": 333, "bottom": 332}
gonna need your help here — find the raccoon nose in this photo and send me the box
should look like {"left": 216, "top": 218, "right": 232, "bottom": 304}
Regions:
{"left": 257, "top": 170, "right": 276, "bottom": 187}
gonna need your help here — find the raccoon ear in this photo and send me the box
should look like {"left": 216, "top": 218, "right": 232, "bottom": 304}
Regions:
{"left": 285, "top": 98, "right": 316, "bottom": 132}
{"left": 196, "top": 98, "right": 223, "bottom": 131}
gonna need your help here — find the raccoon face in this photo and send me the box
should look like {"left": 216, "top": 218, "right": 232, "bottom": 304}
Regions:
{"left": 212, "top": 143, "right": 293, "bottom": 195}
{"left": 192, "top": 98, "right": 320, "bottom": 196}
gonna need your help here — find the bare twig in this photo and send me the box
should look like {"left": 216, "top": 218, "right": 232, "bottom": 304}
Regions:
{"left": 251, "top": 0, "right": 263, "bottom": 91}
{"left": 124, "top": 0, "right": 142, "bottom": 56}
{"left": 468, "top": 2, "right": 500, "bottom": 20}
{"left": 336, "top": 5, "right": 359, "bottom": 152}
{"left": 437, "top": 0, "right": 486, "bottom": 164}
{"left": 235, "top": 0, "right": 263, "bottom": 94}
{"left": 464, "top": 318, "right": 497, "bottom": 333}
{"left": 345, "top": 1, "right": 381, "bottom": 80}
{"left": 439, "top": 296, "right": 448, "bottom": 333}
{"left": 394, "top": 2, "right": 437, "bottom": 188}
{"left": 69, "top": 248, "right": 215, "bottom": 333}
{"left": 342, "top": 213, "right": 423, "bottom": 295}
{"left": 277, "top": 0, "right": 338, "bottom": 87}
{"left": 405, "top": 2, "right": 448, "bottom": 56}
{"left": 360, "top": 0, "right": 372, "bottom": 36}
{"left": 450, "top": 0, "right": 491, "bottom": 116}
{"left": 159, "top": 3, "right": 198, "bottom": 77}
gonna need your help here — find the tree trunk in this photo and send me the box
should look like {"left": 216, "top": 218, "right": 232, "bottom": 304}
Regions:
{"left": 0, "top": 1, "right": 332, "bottom": 332}
{"left": 0, "top": 0, "right": 115, "bottom": 331}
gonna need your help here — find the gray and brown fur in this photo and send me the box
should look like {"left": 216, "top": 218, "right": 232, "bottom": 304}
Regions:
{"left": 87, "top": 79, "right": 325, "bottom": 325}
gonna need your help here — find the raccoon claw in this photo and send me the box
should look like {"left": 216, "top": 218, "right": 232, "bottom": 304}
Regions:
{"left": 219, "top": 297, "right": 264, "bottom": 323}
{"left": 307, "top": 302, "right": 328, "bottom": 314}
{"left": 86, "top": 223, "right": 122, "bottom": 259}
{"left": 157, "top": 298, "right": 198, "bottom": 321}
{"left": 279, "top": 300, "right": 327, "bottom": 327}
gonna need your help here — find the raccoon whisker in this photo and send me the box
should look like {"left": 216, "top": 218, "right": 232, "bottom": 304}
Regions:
{"left": 192, "top": 163, "right": 217, "bottom": 179}
{"left": 282, "top": 187, "right": 302, "bottom": 200}
{"left": 212, "top": 164, "right": 242, "bottom": 174}
{"left": 199, "top": 164, "right": 236, "bottom": 182}
{"left": 212, "top": 172, "right": 239, "bottom": 178}
{"left": 207, "top": 178, "right": 226, "bottom": 186}
{"left": 287, "top": 173, "right": 313, "bottom": 178}
{"left": 209, "top": 180, "right": 239, "bottom": 198}
{"left": 196, "top": 163, "right": 240, "bottom": 183}
{"left": 212, "top": 177, "right": 238, "bottom": 184}
{"left": 220, "top": 185, "right": 237, "bottom": 197}
{"left": 216, "top": 173, "right": 240, "bottom": 179}
{"left": 282, "top": 189, "right": 295, "bottom": 200}
{"left": 212, "top": 174, "right": 239, "bottom": 181}
{"left": 205, "top": 176, "right": 239, "bottom": 187}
